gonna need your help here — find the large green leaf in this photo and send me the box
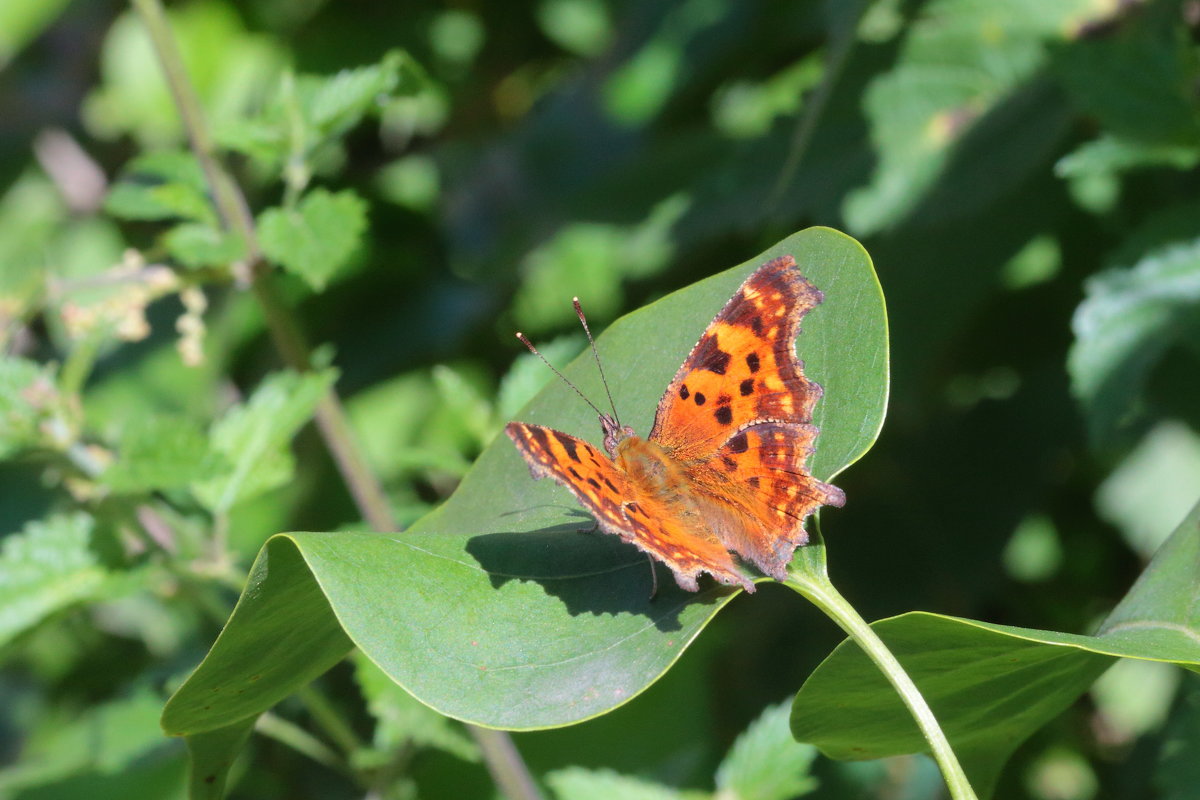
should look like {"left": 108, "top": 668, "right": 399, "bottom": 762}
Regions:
{"left": 163, "top": 227, "right": 888, "bottom": 738}
{"left": 791, "top": 497, "right": 1200, "bottom": 798}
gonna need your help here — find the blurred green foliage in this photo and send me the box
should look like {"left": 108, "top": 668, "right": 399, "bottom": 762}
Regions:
{"left": 2, "top": 0, "right": 1200, "bottom": 799}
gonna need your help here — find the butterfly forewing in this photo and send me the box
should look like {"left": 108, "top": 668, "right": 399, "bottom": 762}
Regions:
{"left": 648, "top": 256, "right": 825, "bottom": 459}
{"left": 505, "top": 422, "right": 753, "bottom": 591}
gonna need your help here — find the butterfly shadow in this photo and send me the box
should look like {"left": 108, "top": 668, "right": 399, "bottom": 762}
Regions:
{"left": 465, "top": 515, "right": 736, "bottom": 633}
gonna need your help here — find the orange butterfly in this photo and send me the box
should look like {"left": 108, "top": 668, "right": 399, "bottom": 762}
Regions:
{"left": 505, "top": 256, "right": 844, "bottom": 593}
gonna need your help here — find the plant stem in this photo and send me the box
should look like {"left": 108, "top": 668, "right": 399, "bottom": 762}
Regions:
{"left": 134, "top": 3, "right": 544, "bottom": 798}
{"left": 470, "top": 727, "right": 545, "bottom": 800}
{"left": 782, "top": 571, "right": 979, "bottom": 800}
{"left": 297, "top": 684, "right": 365, "bottom": 757}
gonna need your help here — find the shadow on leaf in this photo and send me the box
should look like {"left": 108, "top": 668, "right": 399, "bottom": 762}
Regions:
{"left": 465, "top": 525, "right": 736, "bottom": 632}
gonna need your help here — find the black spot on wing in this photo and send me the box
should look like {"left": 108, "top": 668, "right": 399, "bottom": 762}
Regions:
{"left": 552, "top": 430, "right": 581, "bottom": 462}
{"left": 714, "top": 406, "right": 733, "bottom": 426}
{"left": 680, "top": 384, "right": 690, "bottom": 400}
{"left": 739, "top": 378, "right": 754, "bottom": 396}
{"left": 727, "top": 432, "right": 748, "bottom": 453}
{"left": 693, "top": 334, "right": 731, "bottom": 375}
{"left": 747, "top": 476, "right": 760, "bottom": 488}
{"left": 746, "top": 352, "right": 760, "bottom": 373}
{"left": 694, "top": 392, "right": 707, "bottom": 406}
{"left": 603, "top": 477, "right": 618, "bottom": 493}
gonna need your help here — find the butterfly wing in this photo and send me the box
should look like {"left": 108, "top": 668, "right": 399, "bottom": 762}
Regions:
{"left": 648, "top": 256, "right": 844, "bottom": 578}
{"left": 505, "top": 422, "right": 754, "bottom": 592}
{"left": 695, "top": 422, "right": 845, "bottom": 580}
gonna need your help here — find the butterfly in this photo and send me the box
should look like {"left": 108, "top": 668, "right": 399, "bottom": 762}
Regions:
{"left": 504, "top": 255, "right": 845, "bottom": 593}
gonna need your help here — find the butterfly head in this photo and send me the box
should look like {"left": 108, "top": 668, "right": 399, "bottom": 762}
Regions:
{"left": 600, "top": 413, "right": 636, "bottom": 457}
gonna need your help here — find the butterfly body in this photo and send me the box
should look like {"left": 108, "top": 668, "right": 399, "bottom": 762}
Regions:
{"left": 506, "top": 256, "right": 845, "bottom": 594}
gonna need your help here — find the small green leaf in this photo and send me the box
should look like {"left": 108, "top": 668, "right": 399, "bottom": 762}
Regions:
{"left": 104, "top": 150, "right": 214, "bottom": 224}
{"left": 546, "top": 767, "right": 687, "bottom": 800}
{"left": 1068, "top": 236, "right": 1200, "bottom": 447}
{"left": 257, "top": 189, "right": 368, "bottom": 290}
{"left": 354, "top": 652, "right": 478, "bottom": 764}
{"left": 791, "top": 499, "right": 1200, "bottom": 798}
{"left": 304, "top": 51, "right": 404, "bottom": 139}
{"left": 0, "top": 513, "right": 108, "bottom": 648}
{"left": 192, "top": 368, "right": 337, "bottom": 513}
{"left": 0, "top": 355, "right": 54, "bottom": 458}
{"left": 163, "top": 222, "right": 247, "bottom": 269}
{"left": 716, "top": 702, "right": 818, "bottom": 800}
{"left": 102, "top": 415, "right": 225, "bottom": 493}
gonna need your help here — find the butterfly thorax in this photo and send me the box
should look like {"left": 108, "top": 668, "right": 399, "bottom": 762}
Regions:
{"left": 612, "top": 435, "right": 692, "bottom": 505}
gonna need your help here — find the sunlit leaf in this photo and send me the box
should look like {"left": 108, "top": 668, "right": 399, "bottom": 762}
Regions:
{"left": 162, "top": 228, "right": 888, "bottom": 740}
{"left": 791, "top": 499, "right": 1200, "bottom": 798}
{"left": 257, "top": 189, "right": 368, "bottom": 290}
{"left": 0, "top": 513, "right": 108, "bottom": 649}
{"left": 1068, "top": 236, "right": 1200, "bottom": 447}
{"left": 192, "top": 368, "right": 337, "bottom": 513}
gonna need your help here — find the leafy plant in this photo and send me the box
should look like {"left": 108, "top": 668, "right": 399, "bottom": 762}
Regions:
{"left": 3, "top": 1, "right": 1199, "bottom": 799}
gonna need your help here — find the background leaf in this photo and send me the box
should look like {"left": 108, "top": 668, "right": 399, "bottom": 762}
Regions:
{"left": 791, "top": 498, "right": 1200, "bottom": 797}
{"left": 257, "top": 189, "right": 368, "bottom": 290}
{"left": 0, "top": 513, "right": 108, "bottom": 649}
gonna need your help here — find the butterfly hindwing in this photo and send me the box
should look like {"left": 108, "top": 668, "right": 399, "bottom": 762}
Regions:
{"left": 694, "top": 421, "right": 845, "bottom": 580}
{"left": 504, "top": 422, "right": 753, "bottom": 592}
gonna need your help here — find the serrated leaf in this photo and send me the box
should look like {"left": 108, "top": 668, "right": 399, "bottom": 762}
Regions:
{"left": 844, "top": 0, "right": 1097, "bottom": 234}
{"left": 257, "top": 189, "right": 368, "bottom": 290}
{"left": 104, "top": 150, "right": 214, "bottom": 224}
{"left": 791, "top": 499, "right": 1200, "bottom": 799}
{"left": 715, "top": 702, "right": 818, "bottom": 800}
{"left": 1068, "top": 236, "right": 1200, "bottom": 447}
{"left": 192, "top": 369, "right": 337, "bottom": 513}
{"left": 163, "top": 222, "right": 247, "bottom": 269}
{"left": 0, "top": 355, "right": 54, "bottom": 458}
{"left": 162, "top": 228, "right": 888, "bottom": 743}
{"left": 354, "top": 652, "right": 478, "bottom": 763}
{"left": 304, "top": 50, "right": 403, "bottom": 139}
{"left": 102, "top": 415, "right": 225, "bottom": 493}
{"left": 546, "top": 768, "right": 687, "bottom": 800}
{"left": 216, "top": 50, "right": 434, "bottom": 171}
{"left": 0, "top": 513, "right": 108, "bottom": 649}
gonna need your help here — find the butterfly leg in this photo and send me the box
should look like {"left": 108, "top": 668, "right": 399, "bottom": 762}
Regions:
{"left": 577, "top": 516, "right": 599, "bottom": 534}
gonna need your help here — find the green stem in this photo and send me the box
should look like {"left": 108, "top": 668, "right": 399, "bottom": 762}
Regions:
{"left": 470, "top": 727, "right": 545, "bottom": 800}
{"left": 782, "top": 570, "right": 979, "bottom": 800}
{"left": 133, "top": 4, "right": 543, "bottom": 798}
{"left": 256, "top": 712, "right": 346, "bottom": 772}
{"left": 297, "top": 684, "right": 365, "bottom": 757}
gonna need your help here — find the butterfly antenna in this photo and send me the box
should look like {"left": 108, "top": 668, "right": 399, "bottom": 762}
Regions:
{"left": 515, "top": 332, "right": 608, "bottom": 420}
{"left": 573, "top": 297, "right": 622, "bottom": 427}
